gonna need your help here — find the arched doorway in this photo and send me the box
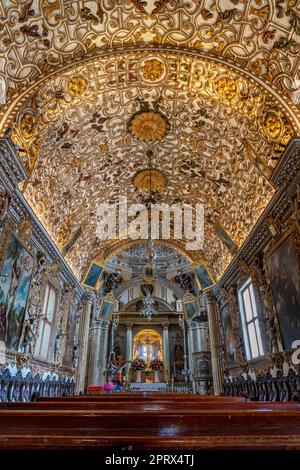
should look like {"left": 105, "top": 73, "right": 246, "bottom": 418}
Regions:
{"left": 133, "top": 330, "right": 163, "bottom": 370}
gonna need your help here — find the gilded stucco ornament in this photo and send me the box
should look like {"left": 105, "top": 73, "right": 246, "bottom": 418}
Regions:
{"left": 128, "top": 110, "right": 169, "bottom": 142}
{"left": 6, "top": 44, "right": 296, "bottom": 282}
{"left": 215, "top": 76, "right": 238, "bottom": 101}
{"left": 133, "top": 168, "right": 167, "bottom": 191}
{"left": 19, "top": 111, "right": 38, "bottom": 139}
{"left": 261, "top": 110, "right": 284, "bottom": 141}
{"left": 140, "top": 58, "right": 166, "bottom": 82}
{"left": 67, "top": 75, "right": 88, "bottom": 97}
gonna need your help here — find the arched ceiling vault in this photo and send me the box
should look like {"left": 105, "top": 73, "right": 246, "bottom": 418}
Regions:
{"left": 0, "top": 1, "right": 300, "bottom": 283}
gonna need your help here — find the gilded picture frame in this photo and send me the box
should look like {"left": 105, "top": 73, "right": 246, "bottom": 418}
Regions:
{"left": 265, "top": 226, "right": 300, "bottom": 350}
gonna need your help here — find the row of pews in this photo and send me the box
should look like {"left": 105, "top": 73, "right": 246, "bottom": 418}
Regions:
{"left": 1, "top": 392, "right": 300, "bottom": 450}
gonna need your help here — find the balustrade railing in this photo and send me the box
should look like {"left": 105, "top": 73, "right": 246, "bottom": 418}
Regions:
{"left": 0, "top": 369, "right": 75, "bottom": 402}
{"left": 223, "top": 370, "right": 300, "bottom": 402}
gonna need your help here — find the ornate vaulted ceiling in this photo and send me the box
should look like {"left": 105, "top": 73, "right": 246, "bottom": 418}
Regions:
{"left": 0, "top": 0, "right": 299, "bottom": 283}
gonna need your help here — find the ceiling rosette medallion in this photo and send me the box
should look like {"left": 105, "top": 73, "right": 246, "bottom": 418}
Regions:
{"left": 214, "top": 76, "right": 238, "bottom": 102}
{"left": 128, "top": 109, "right": 170, "bottom": 142}
{"left": 67, "top": 75, "right": 88, "bottom": 97}
{"left": 260, "top": 109, "right": 293, "bottom": 143}
{"left": 19, "top": 110, "right": 38, "bottom": 140}
{"left": 133, "top": 168, "right": 167, "bottom": 192}
{"left": 139, "top": 57, "right": 166, "bottom": 83}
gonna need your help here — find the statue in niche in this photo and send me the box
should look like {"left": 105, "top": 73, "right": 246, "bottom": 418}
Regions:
{"left": 103, "top": 271, "right": 123, "bottom": 294}
{"left": 72, "top": 344, "right": 78, "bottom": 369}
{"left": 54, "top": 333, "right": 61, "bottom": 362}
{"left": 141, "top": 283, "right": 154, "bottom": 296}
{"left": 114, "top": 339, "right": 121, "bottom": 358}
{"left": 174, "top": 271, "right": 195, "bottom": 294}
{"left": 174, "top": 334, "right": 184, "bottom": 362}
{"left": 33, "top": 252, "right": 47, "bottom": 286}
{"left": 20, "top": 316, "right": 35, "bottom": 355}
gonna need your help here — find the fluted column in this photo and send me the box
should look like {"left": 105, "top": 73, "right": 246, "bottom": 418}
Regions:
{"left": 204, "top": 290, "right": 223, "bottom": 395}
{"left": 75, "top": 293, "right": 94, "bottom": 394}
{"left": 187, "top": 322, "right": 196, "bottom": 392}
{"left": 88, "top": 319, "right": 110, "bottom": 386}
{"left": 162, "top": 322, "right": 170, "bottom": 381}
{"left": 125, "top": 322, "right": 133, "bottom": 380}
{"left": 179, "top": 315, "right": 190, "bottom": 383}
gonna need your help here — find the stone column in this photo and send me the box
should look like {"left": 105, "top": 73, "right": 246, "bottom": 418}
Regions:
{"left": 187, "top": 322, "right": 196, "bottom": 393}
{"left": 204, "top": 290, "right": 223, "bottom": 395}
{"left": 162, "top": 322, "right": 170, "bottom": 381}
{"left": 125, "top": 322, "right": 133, "bottom": 380}
{"left": 75, "top": 293, "right": 94, "bottom": 394}
{"left": 88, "top": 319, "right": 110, "bottom": 386}
{"left": 179, "top": 315, "right": 190, "bottom": 383}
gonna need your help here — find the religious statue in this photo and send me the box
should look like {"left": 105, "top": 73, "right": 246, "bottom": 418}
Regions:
{"left": 72, "top": 344, "right": 78, "bottom": 369}
{"left": 33, "top": 252, "right": 47, "bottom": 285}
{"left": 54, "top": 333, "right": 61, "bottom": 362}
{"left": 107, "top": 353, "right": 129, "bottom": 381}
{"left": 174, "top": 335, "right": 184, "bottom": 362}
{"left": 20, "top": 316, "right": 35, "bottom": 355}
{"left": 174, "top": 271, "right": 195, "bottom": 294}
{"left": 103, "top": 271, "right": 123, "bottom": 294}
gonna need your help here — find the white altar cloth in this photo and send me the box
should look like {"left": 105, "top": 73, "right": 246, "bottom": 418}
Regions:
{"left": 129, "top": 382, "right": 167, "bottom": 392}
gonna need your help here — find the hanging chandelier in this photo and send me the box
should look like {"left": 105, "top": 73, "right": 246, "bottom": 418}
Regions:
{"left": 139, "top": 291, "right": 158, "bottom": 322}
{"left": 138, "top": 148, "right": 159, "bottom": 322}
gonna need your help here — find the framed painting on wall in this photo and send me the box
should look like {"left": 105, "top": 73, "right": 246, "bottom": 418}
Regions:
{"left": 0, "top": 232, "right": 34, "bottom": 350}
{"left": 266, "top": 231, "right": 300, "bottom": 349}
{"left": 214, "top": 224, "right": 238, "bottom": 254}
{"left": 82, "top": 262, "right": 103, "bottom": 290}
{"left": 183, "top": 293, "right": 198, "bottom": 320}
{"left": 220, "top": 301, "right": 236, "bottom": 365}
{"left": 194, "top": 263, "right": 214, "bottom": 290}
{"left": 99, "top": 293, "right": 115, "bottom": 320}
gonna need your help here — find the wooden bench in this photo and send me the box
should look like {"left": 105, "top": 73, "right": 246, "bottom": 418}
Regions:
{"left": 36, "top": 393, "right": 245, "bottom": 402}
{"left": 1, "top": 401, "right": 300, "bottom": 411}
{"left": 1, "top": 407, "right": 300, "bottom": 449}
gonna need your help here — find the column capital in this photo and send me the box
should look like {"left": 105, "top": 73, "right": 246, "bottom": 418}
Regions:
{"left": 125, "top": 321, "right": 133, "bottom": 330}
{"left": 162, "top": 321, "right": 169, "bottom": 329}
{"left": 90, "top": 318, "right": 110, "bottom": 330}
{"left": 204, "top": 289, "right": 215, "bottom": 305}
{"left": 83, "top": 292, "right": 95, "bottom": 304}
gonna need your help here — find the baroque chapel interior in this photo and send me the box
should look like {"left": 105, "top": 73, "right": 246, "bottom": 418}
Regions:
{"left": 0, "top": 0, "right": 300, "bottom": 454}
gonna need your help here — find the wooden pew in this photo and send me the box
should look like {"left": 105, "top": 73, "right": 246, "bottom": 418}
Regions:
{"left": 1, "top": 401, "right": 300, "bottom": 411}
{"left": 36, "top": 393, "right": 246, "bottom": 402}
{"left": 0, "top": 407, "right": 300, "bottom": 449}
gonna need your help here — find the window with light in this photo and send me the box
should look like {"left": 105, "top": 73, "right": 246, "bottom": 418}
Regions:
{"left": 238, "top": 278, "right": 264, "bottom": 360}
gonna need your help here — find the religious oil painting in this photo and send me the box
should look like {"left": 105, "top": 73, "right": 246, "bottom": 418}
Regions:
{"left": 99, "top": 298, "right": 114, "bottom": 320}
{"left": 221, "top": 302, "right": 236, "bottom": 365}
{"left": 194, "top": 264, "right": 214, "bottom": 290}
{"left": 266, "top": 233, "right": 300, "bottom": 349}
{"left": 0, "top": 233, "right": 34, "bottom": 350}
{"left": 83, "top": 262, "right": 103, "bottom": 289}
{"left": 183, "top": 297, "right": 198, "bottom": 319}
{"left": 214, "top": 224, "right": 238, "bottom": 254}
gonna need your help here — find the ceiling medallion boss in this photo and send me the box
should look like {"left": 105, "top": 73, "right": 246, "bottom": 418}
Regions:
{"left": 128, "top": 101, "right": 170, "bottom": 142}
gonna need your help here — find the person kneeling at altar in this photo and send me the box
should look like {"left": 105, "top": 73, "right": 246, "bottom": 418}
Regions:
{"left": 103, "top": 377, "right": 115, "bottom": 393}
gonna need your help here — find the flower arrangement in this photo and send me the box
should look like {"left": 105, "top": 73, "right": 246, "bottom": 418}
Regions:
{"left": 150, "top": 359, "right": 164, "bottom": 371}
{"left": 131, "top": 359, "right": 146, "bottom": 371}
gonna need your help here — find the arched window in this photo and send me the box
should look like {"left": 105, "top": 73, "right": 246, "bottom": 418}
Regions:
{"left": 238, "top": 278, "right": 264, "bottom": 360}
{"left": 36, "top": 282, "right": 58, "bottom": 360}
